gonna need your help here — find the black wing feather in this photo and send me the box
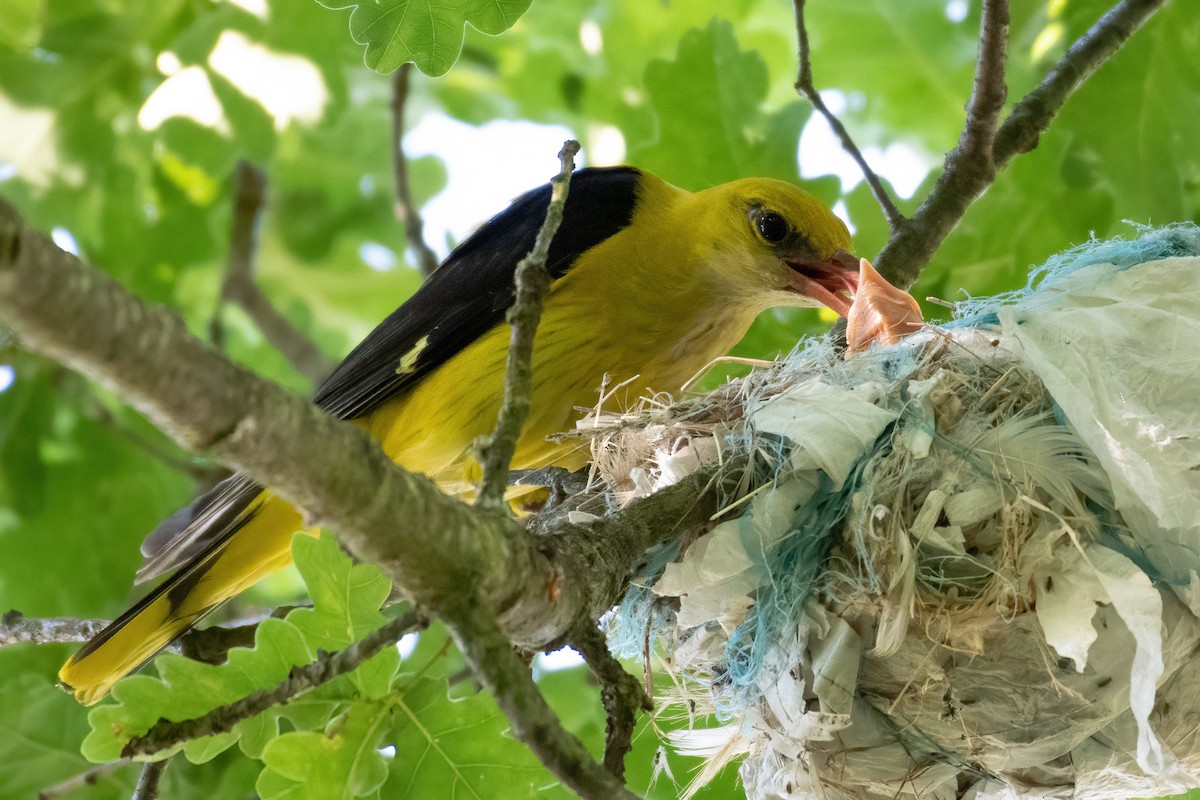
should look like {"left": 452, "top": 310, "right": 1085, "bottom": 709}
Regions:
{"left": 313, "top": 166, "right": 642, "bottom": 419}
{"left": 138, "top": 166, "right": 641, "bottom": 580}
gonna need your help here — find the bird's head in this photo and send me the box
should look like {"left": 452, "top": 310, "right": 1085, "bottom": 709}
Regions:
{"left": 693, "top": 178, "right": 858, "bottom": 316}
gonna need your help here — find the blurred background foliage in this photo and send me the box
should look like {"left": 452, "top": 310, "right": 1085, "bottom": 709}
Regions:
{"left": 0, "top": 0, "right": 1197, "bottom": 797}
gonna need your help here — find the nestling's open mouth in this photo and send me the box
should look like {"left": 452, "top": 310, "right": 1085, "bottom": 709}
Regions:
{"left": 786, "top": 249, "right": 859, "bottom": 316}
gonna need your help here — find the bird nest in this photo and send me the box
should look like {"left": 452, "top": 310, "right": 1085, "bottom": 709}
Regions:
{"left": 576, "top": 226, "right": 1200, "bottom": 800}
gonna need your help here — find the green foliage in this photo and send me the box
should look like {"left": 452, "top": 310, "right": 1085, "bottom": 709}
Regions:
{"left": 1, "top": 0, "right": 1198, "bottom": 797}
{"left": 628, "top": 19, "right": 814, "bottom": 191}
{"left": 315, "top": 0, "right": 534, "bottom": 76}
{"left": 0, "top": 0, "right": 44, "bottom": 52}
{"left": 81, "top": 534, "right": 398, "bottom": 763}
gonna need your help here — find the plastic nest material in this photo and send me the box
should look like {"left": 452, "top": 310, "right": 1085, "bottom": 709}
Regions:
{"left": 583, "top": 226, "right": 1200, "bottom": 800}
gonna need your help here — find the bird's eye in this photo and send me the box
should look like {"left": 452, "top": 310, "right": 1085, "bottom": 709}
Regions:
{"left": 753, "top": 209, "right": 790, "bottom": 244}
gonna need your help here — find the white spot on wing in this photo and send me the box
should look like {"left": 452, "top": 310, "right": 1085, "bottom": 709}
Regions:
{"left": 396, "top": 334, "right": 431, "bottom": 376}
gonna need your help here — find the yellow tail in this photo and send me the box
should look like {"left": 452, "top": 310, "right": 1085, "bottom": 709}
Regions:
{"left": 58, "top": 495, "right": 303, "bottom": 705}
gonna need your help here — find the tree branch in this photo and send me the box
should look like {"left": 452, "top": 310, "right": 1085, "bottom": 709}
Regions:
{"left": 569, "top": 621, "right": 652, "bottom": 781}
{"left": 475, "top": 141, "right": 581, "bottom": 510}
{"left": 873, "top": 0, "right": 1166, "bottom": 289}
{"left": 131, "top": 759, "right": 168, "bottom": 800}
{"left": 0, "top": 611, "right": 108, "bottom": 646}
{"left": 448, "top": 602, "right": 640, "bottom": 800}
{"left": 391, "top": 64, "right": 441, "bottom": 278}
{"left": 992, "top": 0, "right": 1166, "bottom": 167}
{"left": 0, "top": 192, "right": 738, "bottom": 675}
{"left": 1, "top": 608, "right": 290, "bottom": 668}
{"left": 212, "top": 160, "right": 335, "bottom": 385}
{"left": 793, "top": 0, "right": 904, "bottom": 231}
{"left": 0, "top": 192, "right": 748, "bottom": 796}
{"left": 123, "top": 611, "right": 423, "bottom": 758}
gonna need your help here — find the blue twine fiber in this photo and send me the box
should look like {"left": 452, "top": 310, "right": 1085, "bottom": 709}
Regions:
{"left": 952, "top": 222, "right": 1200, "bottom": 326}
{"left": 607, "top": 538, "right": 683, "bottom": 660}
{"left": 720, "top": 445, "right": 877, "bottom": 705}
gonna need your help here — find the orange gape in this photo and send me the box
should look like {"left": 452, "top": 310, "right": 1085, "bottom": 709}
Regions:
{"left": 845, "top": 258, "right": 924, "bottom": 356}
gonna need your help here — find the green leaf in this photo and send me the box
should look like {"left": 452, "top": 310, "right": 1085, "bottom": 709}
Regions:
{"left": 81, "top": 533, "right": 397, "bottom": 763}
{"left": 0, "top": 394, "right": 194, "bottom": 616}
{"left": 628, "top": 19, "right": 812, "bottom": 190}
{"left": 0, "top": 0, "right": 44, "bottom": 51}
{"left": 1052, "top": 0, "right": 1200, "bottom": 225}
{"left": 258, "top": 702, "right": 392, "bottom": 799}
{"left": 316, "top": 0, "right": 533, "bottom": 76}
{"left": 0, "top": 673, "right": 96, "bottom": 799}
{"left": 383, "top": 676, "right": 565, "bottom": 798}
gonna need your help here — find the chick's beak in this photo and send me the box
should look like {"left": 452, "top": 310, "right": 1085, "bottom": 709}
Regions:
{"left": 785, "top": 249, "right": 859, "bottom": 316}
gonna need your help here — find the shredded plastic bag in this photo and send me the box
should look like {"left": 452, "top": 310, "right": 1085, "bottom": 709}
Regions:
{"left": 592, "top": 225, "right": 1200, "bottom": 800}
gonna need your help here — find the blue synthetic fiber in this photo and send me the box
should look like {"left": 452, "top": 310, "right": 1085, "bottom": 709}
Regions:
{"left": 607, "top": 538, "right": 684, "bottom": 660}
{"left": 720, "top": 443, "right": 878, "bottom": 704}
{"left": 952, "top": 222, "right": 1200, "bottom": 325}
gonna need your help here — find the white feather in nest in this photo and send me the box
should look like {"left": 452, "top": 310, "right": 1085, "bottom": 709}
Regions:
{"left": 589, "top": 229, "right": 1200, "bottom": 800}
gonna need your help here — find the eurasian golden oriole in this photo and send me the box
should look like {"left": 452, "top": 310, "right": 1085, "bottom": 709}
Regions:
{"left": 59, "top": 166, "right": 857, "bottom": 705}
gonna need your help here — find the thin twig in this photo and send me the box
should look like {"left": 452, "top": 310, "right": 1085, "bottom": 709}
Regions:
{"left": 793, "top": 0, "right": 904, "bottom": 231}
{"left": 131, "top": 759, "right": 169, "bottom": 800}
{"left": 873, "top": 0, "right": 1166, "bottom": 289}
{"left": 1, "top": 608, "right": 293, "bottom": 670}
{"left": 123, "top": 611, "right": 422, "bottom": 758}
{"left": 960, "top": 0, "right": 1010, "bottom": 165}
{"left": 992, "top": 0, "right": 1165, "bottom": 167}
{"left": 37, "top": 760, "right": 127, "bottom": 800}
{"left": 448, "top": 603, "right": 640, "bottom": 800}
{"left": 474, "top": 140, "right": 581, "bottom": 510}
{"left": 0, "top": 610, "right": 108, "bottom": 646}
{"left": 569, "top": 621, "right": 652, "bottom": 781}
{"left": 212, "top": 160, "right": 334, "bottom": 385}
{"left": 391, "top": 64, "right": 441, "bottom": 278}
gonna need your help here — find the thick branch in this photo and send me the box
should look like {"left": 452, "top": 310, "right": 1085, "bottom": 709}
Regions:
{"left": 123, "top": 611, "right": 423, "bottom": 758}
{"left": 874, "top": 0, "right": 1165, "bottom": 289}
{"left": 793, "top": 0, "right": 903, "bottom": 231}
{"left": 0, "top": 194, "right": 734, "bottom": 666}
{"left": 961, "top": 0, "right": 1010, "bottom": 163}
{"left": 391, "top": 64, "right": 441, "bottom": 278}
{"left": 475, "top": 141, "right": 580, "bottom": 510}
{"left": 213, "top": 161, "right": 334, "bottom": 385}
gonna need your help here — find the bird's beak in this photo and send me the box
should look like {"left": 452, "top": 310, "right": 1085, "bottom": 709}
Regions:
{"left": 845, "top": 258, "right": 924, "bottom": 355}
{"left": 785, "top": 249, "right": 859, "bottom": 316}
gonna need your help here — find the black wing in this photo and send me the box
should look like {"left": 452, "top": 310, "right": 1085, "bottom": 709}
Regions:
{"left": 313, "top": 165, "right": 642, "bottom": 419}
{"left": 138, "top": 166, "right": 641, "bottom": 580}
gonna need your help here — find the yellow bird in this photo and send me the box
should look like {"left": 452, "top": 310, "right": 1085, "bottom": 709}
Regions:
{"left": 59, "top": 167, "right": 857, "bottom": 705}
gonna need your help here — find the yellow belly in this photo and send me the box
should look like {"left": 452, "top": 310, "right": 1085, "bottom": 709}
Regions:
{"left": 362, "top": 271, "right": 756, "bottom": 490}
